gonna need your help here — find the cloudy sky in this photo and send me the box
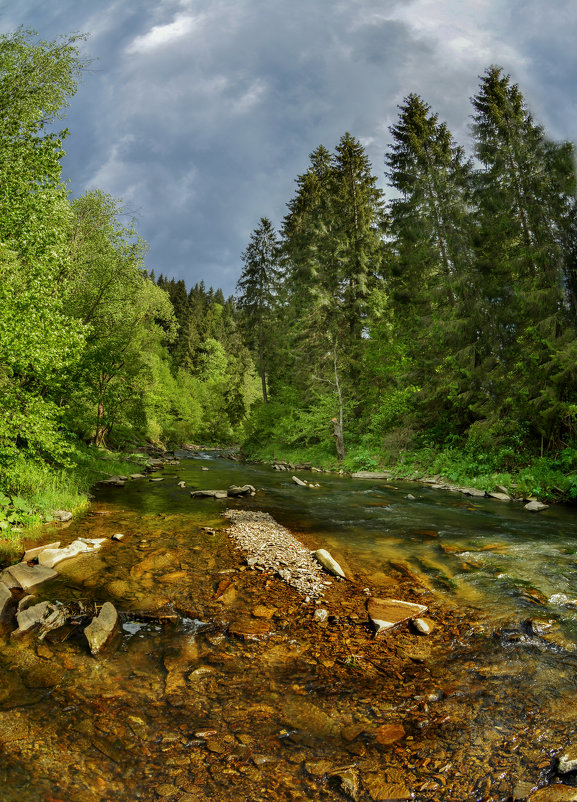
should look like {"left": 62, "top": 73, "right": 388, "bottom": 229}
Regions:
{"left": 1, "top": 1, "right": 575, "bottom": 294}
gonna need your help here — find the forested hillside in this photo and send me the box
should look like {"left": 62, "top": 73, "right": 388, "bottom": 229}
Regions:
{"left": 236, "top": 71, "right": 577, "bottom": 496}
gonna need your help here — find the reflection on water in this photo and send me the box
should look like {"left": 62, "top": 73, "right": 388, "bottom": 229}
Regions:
{"left": 1, "top": 453, "right": 577, "bottom": 800}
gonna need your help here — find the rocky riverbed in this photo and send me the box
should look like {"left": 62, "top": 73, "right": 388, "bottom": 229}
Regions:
{"left": 0, "top": 454, "right": 576, "bottom": 801}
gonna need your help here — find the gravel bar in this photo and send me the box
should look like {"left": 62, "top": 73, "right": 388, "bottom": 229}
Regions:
{"left": 224, "top": 509, "right": 331, "bottom": 598}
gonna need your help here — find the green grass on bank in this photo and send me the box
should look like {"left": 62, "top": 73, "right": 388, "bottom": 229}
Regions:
{"left": 244, "top": 440, "right": 577, "bottom": 503}
{"left": 0, "top": 444, "right": 146, "bottom": 565}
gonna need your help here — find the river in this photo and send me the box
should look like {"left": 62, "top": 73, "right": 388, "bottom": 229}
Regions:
{"left": 1, "top": 452, "right": 577, "bottom": 801}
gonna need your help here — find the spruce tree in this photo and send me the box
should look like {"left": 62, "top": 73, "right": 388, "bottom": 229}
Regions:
{"left": 236, "top": 217, "right": 281, "bottom": 403}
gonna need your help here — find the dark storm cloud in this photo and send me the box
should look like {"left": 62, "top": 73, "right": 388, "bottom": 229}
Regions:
{"left": 1, "top": 1, "right": 575, "bottom": 293}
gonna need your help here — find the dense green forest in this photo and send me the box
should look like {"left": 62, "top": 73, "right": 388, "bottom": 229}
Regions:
{"left": 236, "top": 77, "right": 577, "bottom": 498}
{"left": 1, "top": 28, "right": 576, "bottom": 548}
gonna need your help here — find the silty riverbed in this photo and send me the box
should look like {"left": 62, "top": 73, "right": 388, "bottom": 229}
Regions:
{"left": 1, "top": 452, "right": 577, "bottom": 801}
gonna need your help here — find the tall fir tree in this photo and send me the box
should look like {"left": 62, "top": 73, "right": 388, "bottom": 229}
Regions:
{"left": 236, "top": 218, "right": 281, "bottom": 403}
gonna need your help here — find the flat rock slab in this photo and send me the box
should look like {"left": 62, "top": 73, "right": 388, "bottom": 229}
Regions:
{"left": 351, "top": 471, "right": 392, "bottom": 479}
{"left": 15, "top": 600, "right": 55, "bottom": 634}
{"left": 52, "top": 510, "right": 73, "bottom": 522}
{"left": 22, "top": 541, "right": 61, "bottom": 562}
{"left": 375, "top": 723, "right": 406, "bottom": 745}
{"left": 367, "top": 597, "right": 428, "bottom": 635}
{"left": 38, "top": 538, "right": 107, "bottom": 568}
{"left": 363, "top": 775, "right": 412, "bottom": 801}
{"left": 460, "top": 487, "right": 486, "bottom": 497}
{"left": 6, "top": 563, "right": 57, "bottom": 592}
{"left": 489, "top": 492, "right": 511, "bottom": 501}
{"left": 228, "top": 617, "right": 272, "bottom": 640}
{"left": 84, "top": 602, "right": 119, "bottom": 655}
{"left": 292, "top": 475, "right": 308, "bottom": 487}
{"left": 283, "top": 698, "right": 340, "bottom": 738}
{"left": 190, "top": 489, "right": 228, "bottom": 499}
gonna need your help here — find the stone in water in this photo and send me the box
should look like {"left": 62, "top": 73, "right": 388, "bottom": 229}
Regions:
{"left": 367, "top": 597, "right": 428, "bottom": 635}
{"left": 6, "top": 563, "right": 57, "bottom": 592}
{"left": 314, "top": 548, "right": 346, "bottom": 579}
{"left": 84, "top": 602, "right": 119, "bottom": 655}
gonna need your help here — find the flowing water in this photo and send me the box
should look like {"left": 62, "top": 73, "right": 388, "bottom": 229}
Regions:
{"left": 1, "top": 453, "right": 577, "bottom": 801}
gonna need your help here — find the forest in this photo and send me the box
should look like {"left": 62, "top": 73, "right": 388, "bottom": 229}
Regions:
{"left": 1, "top": 28, "right": 577, "bottom": 546}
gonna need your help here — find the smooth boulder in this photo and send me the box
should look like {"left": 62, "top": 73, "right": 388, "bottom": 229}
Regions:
{"left": 313, "top": 548, "right": 346, "bottom": 579}
{"left": 525, "top": 500, "right": 549, "bottom": 512}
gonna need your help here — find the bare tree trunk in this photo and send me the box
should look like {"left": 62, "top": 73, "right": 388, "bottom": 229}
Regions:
{"left": 332, "top": 345, "right": 345, "bottom": 461}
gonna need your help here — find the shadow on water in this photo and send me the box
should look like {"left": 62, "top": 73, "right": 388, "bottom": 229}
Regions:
{"left": 1, "top": 453, "right": 577, "bottom": 800}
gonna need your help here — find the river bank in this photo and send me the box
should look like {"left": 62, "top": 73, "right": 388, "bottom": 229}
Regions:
{"left": 2, "top": 453, "right": 577, "bottom": 800}
{"left": 245, "top": 445, "right": 577, "bottom": 506}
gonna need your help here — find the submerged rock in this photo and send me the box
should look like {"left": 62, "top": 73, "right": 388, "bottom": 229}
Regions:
{"left": 557, "top": 744, "right": 577, "bottom": 774}
{"left": 15, "top": 601, "right": 56, "bottom": 634}
{"left": 228, "top": 617, "right": 272, "bottom": 640}
{"left": 84, "top": 602, "right": 119, "bottom": 655}
{"left": 190, "top": 489, "right": 228, "bottom": 499}
{"left": 367, "top": 597, "right": 428, "bottom": 636}
{"left": 529, "top": 785, "right": 577, "bottom": 801}
{"left": 331, "top": 768, "right": 360, "bottom": 801}
{"left": 314, "top": 548, "right": 346, "bottom": 579}
{"left": 363, "top": 771, "right": 413, "bottom": 800}
{"left": 282, "top": 698, "right": 340, "bottom": 738}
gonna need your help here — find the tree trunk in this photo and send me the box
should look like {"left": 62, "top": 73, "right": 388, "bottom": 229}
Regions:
{"left": 332, "top": 345, "right": 345, "bottom": 460}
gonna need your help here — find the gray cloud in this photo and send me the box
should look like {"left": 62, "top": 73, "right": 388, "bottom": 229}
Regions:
{"left": 1, "top": 0, "right": 575, "bottom": 293}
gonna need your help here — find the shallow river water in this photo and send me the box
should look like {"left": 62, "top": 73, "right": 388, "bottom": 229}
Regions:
{"left": 1, "top": 453, "right": 577, "bottom": 801}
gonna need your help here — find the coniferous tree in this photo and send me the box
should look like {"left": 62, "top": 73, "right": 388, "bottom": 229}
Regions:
{"left": 471, "top": 67, "right": 577, "bottom": 445}
{"left": 384, "top": 94, "right": 475, "bottom": 432}
{"left": 236, "top": 218, "right": 281, "bottom": 403}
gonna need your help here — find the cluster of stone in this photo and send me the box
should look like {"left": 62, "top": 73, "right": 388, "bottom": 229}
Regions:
{"left": 225, "top": 509, "right": 330, "bottom": 599}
